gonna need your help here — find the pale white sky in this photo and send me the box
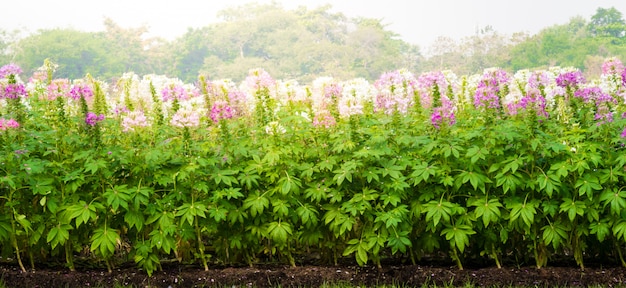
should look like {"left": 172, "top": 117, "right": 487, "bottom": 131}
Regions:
{"left": 2, "top": 0, "right": 626, "bottom": 49}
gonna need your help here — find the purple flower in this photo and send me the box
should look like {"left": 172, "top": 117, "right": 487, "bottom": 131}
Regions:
{"left": 0, "top": 64, "right": 22, "bottom": 79}
{"left": 622, "top": 127, "right": 626, "bottom": 138}
{"left": 1, "top": 83, "right": 27, "bottom": 99}
{"left": 210, "top": 100, "right": 234, "bottom": 123}
{"left": 431, "top": 96, "right": 456, "bottom": 129}
{"left": 555, "top": 71, "right": 585, "bottom": 88}
{"left": 85, "top": 112, "right": 105, "bottom": 126}
{"left": 473, "top": 69, "right": 510, "bottom": 111}
{"left": 69, "top": 83, "right": 94, "bottom": 101}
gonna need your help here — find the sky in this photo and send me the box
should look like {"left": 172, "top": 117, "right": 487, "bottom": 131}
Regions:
{"left": 2, "top": 0, "right": 626, "bottom": 49}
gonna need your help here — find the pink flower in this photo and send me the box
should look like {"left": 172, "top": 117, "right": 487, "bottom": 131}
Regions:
{"left": 210, "top": 100, "right": 234, "bottom": 123}
{"left": 0, "top": 64, "right": 22, "bottom": 79}
{"left": 621, "top": 127, "right": 626, "bottom": 138}
{"left": 431, "top": 96, "right": 456, "bottom": 129}
{"left": 244, "top": 68, "right": 275, "bottom": 91}
{"left": 312, "top": 110, "right": 336, "bottom": 128}
{"left": 602, "top": 58, "right": 624, "bottom": 75}
{"left": 170, "top": 109, "right": 200, "bottom": 128}
{"left": 121, "top": 111, "right": 150, "bottom": 132}
{"left": 46, "top": 79, "right": 71, "bottom": 101}
{"left": 0, "top": 118, "right": 20, "bottom": 131}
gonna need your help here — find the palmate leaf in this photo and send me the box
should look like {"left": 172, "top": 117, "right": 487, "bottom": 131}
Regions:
{"left": 423, "top": 200, "right": 455, "bottom": 228}
{"left": 469, "top": 197, "right": 502, "bottom": 227}
{"left": 47, "top": 223, "right": 72, "bottom": 249}
{"left": 541, "top": 222, "right": 569, "bottom": 249}
{"left": 613, "top": 220, "right": 626, "bottom": 241}
{"left": 441, "top": 224, "right": 475, "bottom": 253}
{"left": 243, "top": 192, "right": 269, "bottom": 217}
{"left": 559, "top": 198, "right": 586, "bottom": 222}
{"left": 90, "top": 226, "right": 120, "bottom": 258}
{"left": 266, "top": 221, "right": 292, "bottom": 243}
{"left": 508, "top": 200, "right": 537, "bottom": 228}
{"left": 600, "top": 188, "right": 626, "bottom": 216}
{"left": 535, "top": 172, "right": 561, "bottom": 198}
{"left": 575, "top": 174, "right": 602, "bottom": 199}
{"left": 589, "top": 220, "right": 610, "bottom": 242}
{"left": 387, "top": 230, "right": 412, "bottom": 254}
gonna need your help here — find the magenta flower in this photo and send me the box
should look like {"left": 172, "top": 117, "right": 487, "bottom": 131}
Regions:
{"left": 85, "top": 112, "right": 105, "bottom": 127}
{"left": 0, "top": 64, "right": 22, "bottom": 79}
{"left": 0, "top": 118, "right": 20, "bottom": 131}
{"left": 417, "top": 71, "right": 448, "bottom": 109}
{"left": 555, "top": 71, "right": 585, "bottom": 88}
{"left": 69, "top": 83, "right": 94, "bottom": 101}
{"left": 161, "top": 84, "right": 196, "bottom": 102}
{"left": 509, "top": 88, "right": 549, "bottom": 119}
{"left": 621, "top": 127, "right": 626, "bottom": 138}
{"left": 210, "top": 100, "right": 234, "bottom": 123}
{"left": 431, "top": 96, "right": 456, "bottom": 129}
{"left": 1, "top": 83, "right": 27, "bottom": 99}
{"left": 473, "top": 69, "right": 509, "bottom": 111}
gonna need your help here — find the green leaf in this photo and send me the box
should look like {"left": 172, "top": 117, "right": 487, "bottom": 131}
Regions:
{"left": 266, "top": 221, "right": 292, "bottom": 243}
{"left": 103, "top": 184, "right": 132, "bottom": 212}
{"left": 575, "top": 174, "right": 602, "bottom": 199}
{"left": 423, "top": 200, "right": 455, "bottom": 228}
{"left": 559, "top": 198, "right": 586, "bottom": 222}
{"left": 296, "top": 204, "right": 319, "bottom": 226}
{"left": 243, "top": 192, "right": 269, "bottom": 217}
{"left": 541, "top": 222, "right": 569, "bottom": 249}
{"left": 47, "top": 223, "right": 72, "bottom": 249}
{"left": 600, "top": 188, "right": 626, "bottom": 216}
{"left": 589, "top": 220, "right": 610, "bottom": 242}
{"left": 508, "top": 200, "right": 537, "bottom": 228}
{"left": 469, "top": 197, "right": 502, "bottom": 227}
{"left": 441, "top": 224, "right": 476, "bottom": 252}
{"left": 124, "top": 209, "right": 145, "bottom": 232}
{"left": 387, "top": 230, "right": 412, "bottom": 254}
{"left": 213, "top": 169, "right": 239, "bottom": 187}
{"left": 90, "top": 226, "right": 120, "bottom": 258}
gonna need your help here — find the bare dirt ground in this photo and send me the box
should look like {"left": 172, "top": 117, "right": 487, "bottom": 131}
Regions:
{"left": 2, "top": 260, "right": 626, "bottom": 288}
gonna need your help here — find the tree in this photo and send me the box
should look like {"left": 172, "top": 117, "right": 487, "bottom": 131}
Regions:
{"left": 589, "top": 7, "right": 626, "bottom": 38}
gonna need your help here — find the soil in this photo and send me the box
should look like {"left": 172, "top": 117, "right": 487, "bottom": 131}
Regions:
{"left": 2, "top": 260, "right": 626, "bottom": 288}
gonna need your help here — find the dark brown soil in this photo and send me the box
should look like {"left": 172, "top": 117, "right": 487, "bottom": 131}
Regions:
{"left": 2, "top": 261, "right": 626, "bottom": 288}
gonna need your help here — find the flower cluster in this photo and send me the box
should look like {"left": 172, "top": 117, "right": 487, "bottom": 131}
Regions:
{"left": 1, "top": 82, "right": 28, "bottom": 99}
{"left": 602, "top": 57, "right": 624, "bottom": 75}
{"left": 312, "top": 110, "right": 336, "bottom": 128}
{"left": 170, "top": 108, "right": 200, "bottom": 128}
{"left": 417, "top": 71, "right": 448, "bottom": 109}
{"left": 374, "top": 70, "right": 416, "bottom": 115}
{"left": 473, "top": 68, "right": 509, "bottom": 111}
{"left": 46, "top": 79, "right": 71, "bottom": 101}
{"left": 0, "top": 63, "right": 22, "bottom": 79}
{"left": 69, "top": 82, "right": 94, "bottom": 101}
{"left": 121, "top": 111, "right": 150, "bottom": 132}
{"left": 555, "top": 71, "right": 585, "bottom": 89}
{"left": 0, "top": 118, "right": 19, "bottom": 131}
{"left": 431, "top": 96, "right": 456, "bottom": 129}
{"left": 337, "top": 78, "right": 371, "bottom": 118}
{"left": 210, "top": 100, "right": 234, "bottom": 123}
{"left": 85, "top": 112, "right": 105, "bottom": 127}
{"left": 244, "top": 68, "right": 275, "bottom": 91}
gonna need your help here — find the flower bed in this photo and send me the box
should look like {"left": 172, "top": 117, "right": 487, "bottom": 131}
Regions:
{"left": 1, "top": 59, "right": 626, "bottom": 276}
